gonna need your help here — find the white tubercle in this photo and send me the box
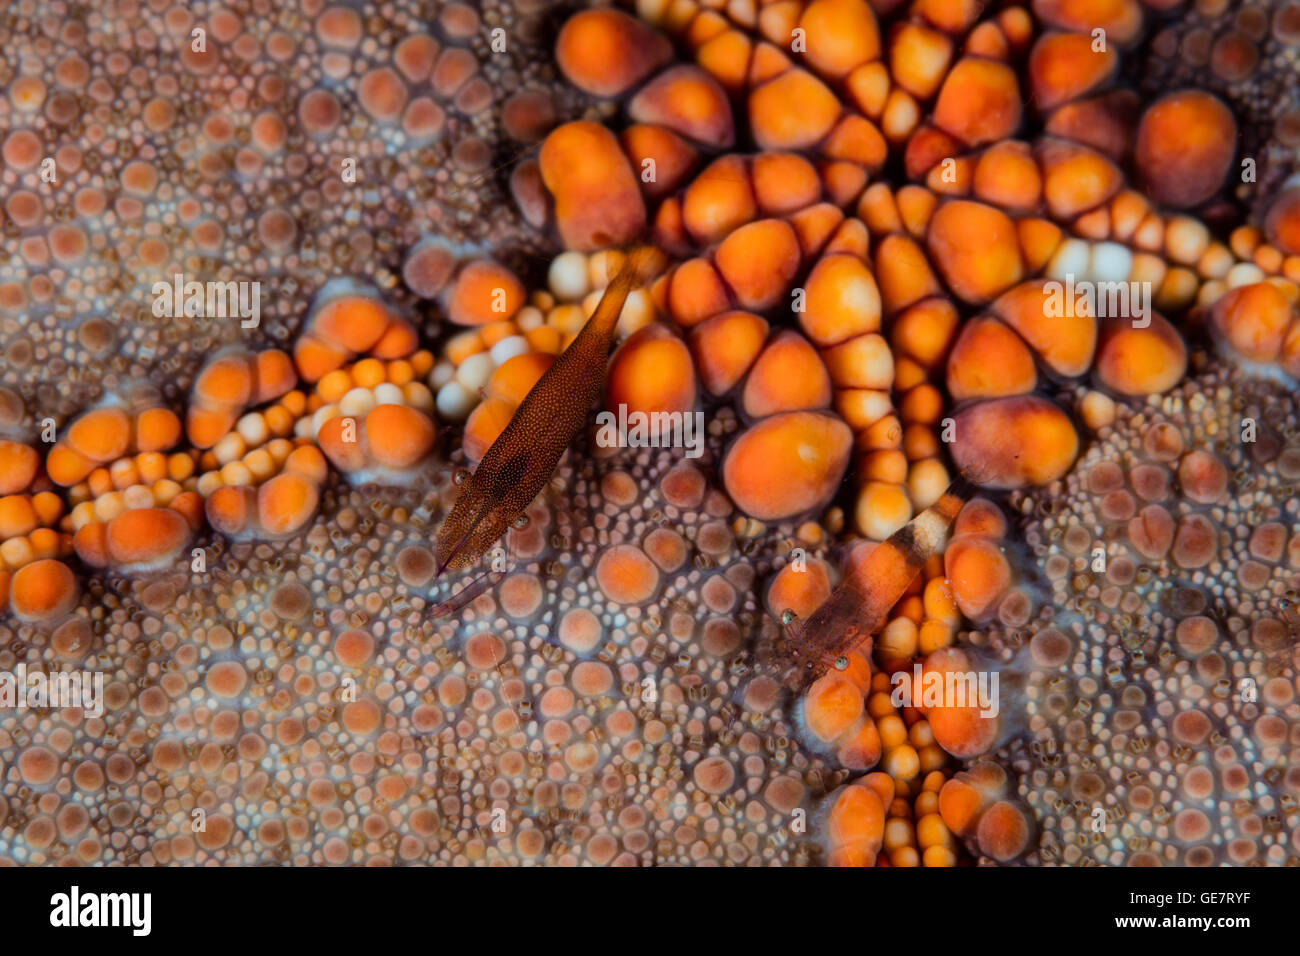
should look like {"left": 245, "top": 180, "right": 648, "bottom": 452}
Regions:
{"left": 489, "top": 335, "right": 530, "bottom": 365}
{"left": 122, "top": 484, "right": 154, "bottom": 510}
{"left": 617, "top": 288, "right": 655, "bottom": 338}
{"left": 436, "top": 381, "right": 475, "bottom": 421}
{"left": 311, "top": 404, "right": 340, "bottom": 438}
{"left": 429, "top": 360, "right": 455, "bottom": 388}
{"left": 1047, "top": 238, "right": 1090, "bottom": 282}
{"left": 548, "top": 251, "right": 589, "bottom": 302}
{"left": 212, "top": 432, "right": 246, "bottom": 466}
{"left": 515, "top": 305, "right": 544, "bottom": 332}
{"left": 1226, "top": 263, "right": 1266, "bottom": 288}
{"left": 456, "top": 352, "right": 494, "bottom": 392}
{"left": 236, "top": 411, "right": 269, "bottom": 446}
{"left": 403, "top": 382, "right": 435, "bottom": 414}
{"left": 1165, "top": 216, "right": 1210, "bottom": 266}
{"left": 338, "top": 387, "right": 377, "bottom": 418}
{"left": 373, "top": 383, "right": 405, "bottom": 406}
{"left": 587, "top": 249, "right": 622, "bottom": 289}
{"left": 1090, "top": 242, "right": 1133, "bottom": 285}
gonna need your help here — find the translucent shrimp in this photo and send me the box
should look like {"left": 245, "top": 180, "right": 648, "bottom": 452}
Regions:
{"left": 764, "top": 476, "right": 976, "bottom": 690}
{"left": 431, "top": 245, "right": 665, "bottom": 615}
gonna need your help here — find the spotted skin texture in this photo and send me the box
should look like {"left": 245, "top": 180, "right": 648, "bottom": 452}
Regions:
{"left": 1, "top": 0, "right": 1299, "bottom": 869}
{"left": 979, "top": 367, "right": 1300, "bottom": 865}
{"left": 4, "top": 430, "right": 853, "bottom": 865}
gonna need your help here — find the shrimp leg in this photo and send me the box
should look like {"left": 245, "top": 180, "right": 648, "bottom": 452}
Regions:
{"left": 430, "top": 566, "right": 507, "bottom": 618}
{"left": 431, "top": 515, "right": 524, "bottom": 618}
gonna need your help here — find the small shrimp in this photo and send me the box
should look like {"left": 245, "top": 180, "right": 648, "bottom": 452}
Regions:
{"left": 1275, "top": 594, "right": 1300, "bottom": 635}
{"left": 764, "top": 475, "right": 976, "bottom": 690}
{"left": 431, "top": 244, "right": 665, "bottom": 614}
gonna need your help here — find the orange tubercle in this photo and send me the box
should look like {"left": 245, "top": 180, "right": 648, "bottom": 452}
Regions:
{"left": 944, "top": 536, "right": 1012, "bottom": 620}
{"left": 0, "top": 441, "right": 40, "bottom": 495}
{"left": 105, "top": 507, "right": 191, "bottom": 567}
{"left": 748, "top": 69, "right": 841, "bottom": 150}
{"left": 1210, "top": 282, "right": 1294, "bottom": 362}
{"left": 742, "top": 330, "right": 832, "bottom": 418}
{"left": 800, "top": 253, "right": 883, "bottom": 347}
{"left": 688, "top": 310, "right": 769, "bottom": 395}
{"left": 9, "top": 558, "right": 78, "bottom": 621}
{"left": 539, "top": 121, "right": 646, "bottom": 251}
{"left": 605, "top": 325, "right": 698, "bottom": 417}
{"left": 804, "top": 672, "right": 865, "bottom": 742}
{"left": 364, "top": 404, "right": 437, "bottom": 469}
{"left": 723, "top": 411, "right": 852, "bottom": 520}
{"left": 951, "top": 395, "right": 1079, "bottom": 489}
{"left": 257, "top": 472, "right": 320, "bottom": 536}
{"left": 932, "top": 57, "right": 1021, "bottom": 147}
{"left": 554, "top": 8, "right": 671, "bottom": 98}
{"left": 946, "top": 316, "right": 1037, "bottom": 400}
{"left": 66, "top": 408, "right": 131, "bottom": 463}
{"left": 1094, "top": 314, "right": 1188, "bottom": 396}
{"left": 446, "top": 260, "right": 526, "bottom": 326}
{"left": 628, "top": 65, "right": 734, "bottom": 149}
{"left": 133, "top": 407, "right": 182, "bottom": 453}
{"left": 926, "top": 200, "right": 1023, "bottom": 304}
{"left": 713, "top": 218, "right": 801, "bottom": 311}
{"left": 827, "top": 783, "right": 886, "bottom": 867}
{"left": 1134, "top": 90, "right": 1236, "bottom": 209}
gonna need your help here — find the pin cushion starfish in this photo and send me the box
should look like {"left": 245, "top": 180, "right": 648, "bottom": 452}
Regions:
{"left": 0, "top": 0, "right": 1298, "bottom": 868}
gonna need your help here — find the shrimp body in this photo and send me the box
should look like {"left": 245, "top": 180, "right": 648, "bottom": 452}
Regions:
{"left": 434, "top": 246, "right": 664, "bottom": 577}
{"left": 767, "top": 478, "right": 974, "bottom": 689}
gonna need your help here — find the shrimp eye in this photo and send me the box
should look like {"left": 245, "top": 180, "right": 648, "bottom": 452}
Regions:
{"left": 513, "top": 514, "right": 530, "bottom": 530}
{"left": 453, "top": 467, "right": 471, "bottom": 485}
{"left": 834, "top": 656, "right": 848, "bottom": 671}
{"left": 780, "top": 609, "right": 797, "bottom": 626}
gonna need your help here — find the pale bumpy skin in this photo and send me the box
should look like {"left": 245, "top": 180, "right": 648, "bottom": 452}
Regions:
{"left": 973, "top": 367, "right": 1300, "bottom": 866}
{"left": 2, "top": 0, "right": 1299, "bottom": 868}
{"left": 3, "top": 420, "right": 847, "bottom": 865}
{"left": 0, "top": 0, "right": 569, "bottom": 423}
